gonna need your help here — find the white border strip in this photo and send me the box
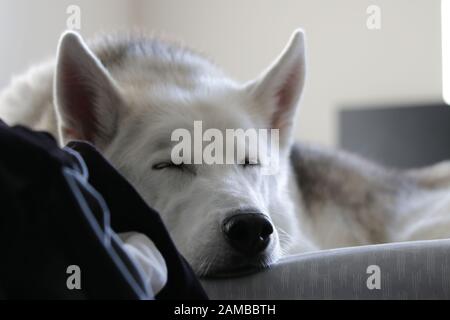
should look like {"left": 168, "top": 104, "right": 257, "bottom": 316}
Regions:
{"left": 442, "top": 0, "right": 450, "bottom": 104}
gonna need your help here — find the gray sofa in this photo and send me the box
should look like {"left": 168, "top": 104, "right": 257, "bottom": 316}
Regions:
{"left": 202, "top": 239, "right": 450, "bottom": 299}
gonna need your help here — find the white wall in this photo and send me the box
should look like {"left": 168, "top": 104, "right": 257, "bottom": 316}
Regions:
{"left": 0, "top": 0, "right": 443, "bottom": 146}
{"left": 0, "top": 0, "right": 137, "bottom": 87}
{"left": 137, "top": 0, "right": 443, "bottom": 146}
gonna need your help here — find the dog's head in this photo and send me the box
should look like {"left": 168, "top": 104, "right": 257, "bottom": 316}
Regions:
{"left": 54, "top": 30, "right": 306, "bottom": 277}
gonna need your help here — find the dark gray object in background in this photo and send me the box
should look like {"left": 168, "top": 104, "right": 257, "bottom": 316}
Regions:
{"left": 338, "top": 104, "right": 450, "bottom": 169}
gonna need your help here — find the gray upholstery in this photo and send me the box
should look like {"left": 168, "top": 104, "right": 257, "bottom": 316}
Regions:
{"left": 201, "top": 239, "right": 450, "bottom": 299}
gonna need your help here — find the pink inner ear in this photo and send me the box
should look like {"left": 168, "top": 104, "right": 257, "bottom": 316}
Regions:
{"left": 60, "top": 62, "right": 99, "bottom": 142}
{"left": 271, "top": 66, "right": 301, "bottom": 130}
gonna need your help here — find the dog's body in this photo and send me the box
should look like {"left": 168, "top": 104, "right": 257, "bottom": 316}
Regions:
{"left": 1, "top": 31, "right": 450, "bottom": 276}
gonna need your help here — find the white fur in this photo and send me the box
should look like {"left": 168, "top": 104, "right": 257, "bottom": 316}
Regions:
{"left": 1, "top": 30, "right": 450, "bottom": 277}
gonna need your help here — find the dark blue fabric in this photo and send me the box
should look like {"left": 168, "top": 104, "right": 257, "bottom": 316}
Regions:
{"left": 0, "top": 119, "right": 207, "bottom": 300}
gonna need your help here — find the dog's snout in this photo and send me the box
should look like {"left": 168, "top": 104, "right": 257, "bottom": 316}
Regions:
{"left": 222, "top": 213, "right": 274, "bottom": 255}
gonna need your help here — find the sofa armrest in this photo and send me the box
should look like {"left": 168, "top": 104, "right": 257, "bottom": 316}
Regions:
{"left": 202, "top": 239, "right": 450, "bottom": 299}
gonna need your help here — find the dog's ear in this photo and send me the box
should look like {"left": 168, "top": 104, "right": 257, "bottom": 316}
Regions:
{"left": 246, "top": 30, "right": 306, "bottom": 148}
{"left": 54, "top": 31, "right": 123, "bottom": 147}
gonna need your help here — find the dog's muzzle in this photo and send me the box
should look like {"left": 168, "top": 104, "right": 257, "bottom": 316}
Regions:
{"left": 222, "top": 212, "right": 274, "bottom": 256}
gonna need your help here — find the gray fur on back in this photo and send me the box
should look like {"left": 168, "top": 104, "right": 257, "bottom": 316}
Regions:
{"left": 290, "top": 143, "right": 418, "bottom": 243}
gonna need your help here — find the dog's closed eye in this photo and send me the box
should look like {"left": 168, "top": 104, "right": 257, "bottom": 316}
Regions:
{"left": 152, "top": 161, "right": 184, "bottom": 170}
{"left": 152, "top": 161, "right": 195, "bottom": 174}
{"left": 241, "top": 157, "right": 260, "bottom": 168}
{"left": 152, "top": 162, "right": 176, "bottom": 170}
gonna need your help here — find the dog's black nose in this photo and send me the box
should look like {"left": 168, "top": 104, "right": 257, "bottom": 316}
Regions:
{"left": 222, "top": 213, "right": 274, "bottom": 255}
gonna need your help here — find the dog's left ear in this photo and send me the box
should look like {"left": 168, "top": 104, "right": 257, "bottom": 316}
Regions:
{"left": 245, "top": 30, "right": 306, "bottom": 148}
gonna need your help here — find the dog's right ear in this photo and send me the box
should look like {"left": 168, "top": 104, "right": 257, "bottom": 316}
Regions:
{"left": 54, "top": 31, "right": 123, "bottom": 147}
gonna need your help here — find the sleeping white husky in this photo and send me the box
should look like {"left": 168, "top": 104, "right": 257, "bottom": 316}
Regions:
{"left": 1, "top": 30, "right": 450, "bottom": 277}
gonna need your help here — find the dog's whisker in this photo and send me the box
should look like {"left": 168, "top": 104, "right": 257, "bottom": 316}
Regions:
{"left": 277, "top": 227, "right": 293, "bottom": 241}
{"left": 276, "top": 227, "right": 294, "bottom": 255}
{"left": 196, "top": 249, "right": 220, "bottom": 276}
